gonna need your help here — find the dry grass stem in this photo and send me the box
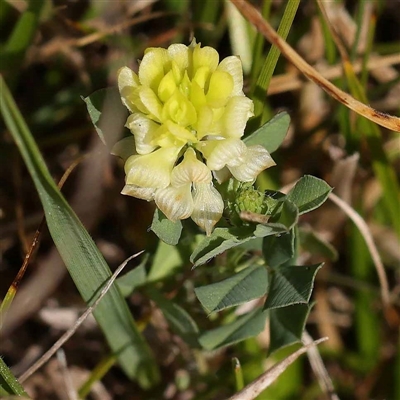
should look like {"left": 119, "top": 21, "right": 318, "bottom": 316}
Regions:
{"left": 56, "top": 349, "right": 78, "bottom": 400}
{"left": 228, "top": 337, "right": 328, "bottom": 400}
{"left": 231, "top": 0, "right": 400, "bottom": 132}
{"left": 268, "top": 53, "right": 400, "bottom": 95}
{"left": 302, "top": 331, "right": 340, "bottom": 400}
{"left": 316, "top": 0, "right": 351, "bottom": 63}
{"left": 18, "top": 252, "right": 143, "bottom": 383}
{"left": 328, "top": 193, "right": 390, "bottom": 307}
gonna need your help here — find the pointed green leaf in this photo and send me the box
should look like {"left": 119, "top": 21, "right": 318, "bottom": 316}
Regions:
{"left": 116, "top": 256, "right": 148, "bottom": 297}
{"left": 269, "top": 304, "right": 311, "bottom": 354}
{"left": 264, "top": 264, "right": 323, "bottom": 309}
{"left": 147, "top": 240, "right": 183, "bottom": 282}
{"left": 191, "top": 219, "right": 294, "bottom": 267}
{"left": 147, "top": 288, "right": 199, "bottom": 347}
{"left": 190, "top": 227, "right": 255, "bottom": 266}
{"left": 299, "top": 228, "right": 338, "bottom": 261}
{"left": 263, "top": 230, "right": 295, "bottom": 268}
{"left": 253, "top": 222, "right": 288, "bottom": 237}
{"left": 277, "top": 199, "right": 299, "bottom": 230}
{"left": 199, "top": 309, "right": 268, "bottom": 350}
{"left": 195, "top": 265, "right": 269, "bottom": 313}
{"left": 244, "top": 111, "right": 290, "bottom": 153}
{"left": 1, "top": 76, "right": 159, "bottom": 388}
{"left": 150, "top": 208, "right": 182, "bottom": 246}
{"left": 83, "top": 87, "right": 128, "bottom": 149}
{"left": 287, "top": 175, "right": 332, "bottom": 215}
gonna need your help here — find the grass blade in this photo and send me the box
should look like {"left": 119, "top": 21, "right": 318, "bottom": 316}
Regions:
{"left": 250, "top": 0, "right": 300, "bottom": 127}
{"left": 0, "top": 357, "right": 28, "bottom": 397}
{"left": 0, "top": 75, "right": 159, "bottom": 388}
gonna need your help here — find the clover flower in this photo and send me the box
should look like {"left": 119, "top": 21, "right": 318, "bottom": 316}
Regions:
{"left": 115, "top": 40, "right": 275, "bottom": 235}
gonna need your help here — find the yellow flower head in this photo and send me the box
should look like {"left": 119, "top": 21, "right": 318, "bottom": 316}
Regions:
{"left": 116, "top": 40, "right": 275, "bottom": 235}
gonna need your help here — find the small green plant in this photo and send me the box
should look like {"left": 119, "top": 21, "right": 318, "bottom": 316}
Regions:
{"left": 85, "top": 40, "right": 332, "bottom": 359}
{"left": 1, "top": 0, "right": 399, "bottom": 398}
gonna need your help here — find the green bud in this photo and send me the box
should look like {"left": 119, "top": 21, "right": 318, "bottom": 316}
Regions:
{"left": 224, "top": 179, "right": 269, "bottom": 226}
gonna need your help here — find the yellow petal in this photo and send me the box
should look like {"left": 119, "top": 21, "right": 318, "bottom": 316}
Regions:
{"left": 125, "top": 113, "right": 159, "bottom": 154}
{"left": 168, "top": 44, "right": 189, "bottom": 74}
{"left": 221, "top": 96, "right": 254, "bottom": 138}
{"left": 205, "top": 138, "right": 247, "bottom": 171}
{"left": 138, "top": 86, "right": 163, "bottom": 122}
{"left": 217, "top": 56, "right": 244, "bottom": 96}
{"left": 151, "top": 123, "right": 188, "bottom": 148}
{"left": 158, "top": 70, "right": 178, "bottom": 103}
{"left": 124, "top": 146, "right": 181, "bottom": 188}
{"left": 191, "top": 183, "right": 224, "bottom": 236}
{"left": 192, "top": 66, "right": 211, "bottom": 90}
{"left": 155, "top": 184, "right": 193, "bottom": 221}
{"left": 171, "top": 148, "right": 212, "bottom": 186}
{"left": 118, "top": 66, "right": 140, "bottom": 112}
{"left": 165, "top": 120, "right": 198, "bottom": 143}
{"left": 179, "top": 71, "right": 191, "bottom": 97}
{"left": 192, "top": 44, "right": 219, "bottom": 76}
{"left": 118, "top": 66, "right": 140, "bottom": 90}
{"left": 121, "top": 184, "right": 155, "bottom": 201}
{"left": 190, "top": 81, "right": 207, "bottom": 110}
{"left": 162, "top": 90, "right": 197, "bottom": 127}
{"left": 228, "top": 145, "right": 276, "bottom": 182}
{"left": 194, "top": 105, "right": 213, "bottom": 139}
{"left": 139, "top": 48, "right": 170, "bottom": 91}
{"left": 206, "top": 70, "right": 234, "bottom": 107}
{"left": 212, "top": 167, "right": 231, "bottom": 184}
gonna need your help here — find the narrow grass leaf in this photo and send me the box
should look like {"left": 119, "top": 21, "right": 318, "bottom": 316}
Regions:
{"left": 78, "top": 354, "right": 117, "bottom": 399}
{"left": 0, "top": 76, "right": 159, "bottom": 388}
{"left": 0, "top": 357, "right": 28, "bottom": 397}
{"left": 251, "top": 0, "right": 300, "bottom": 126}
{"left": 2, "top": 0, "right": 45, "bottom": 78}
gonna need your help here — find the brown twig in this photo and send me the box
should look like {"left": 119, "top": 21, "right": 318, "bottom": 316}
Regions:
{"left": 328, "top": 193, "right": 390, "bottom": 307}
{"left": 230, "top": 0, "right": 400, "bottom": 132}
{"left": 229, "top": 337, "right": 329, "bottom": 400}
{"left": 303, "top": 331, "right": 340, "bottom": 400}
{"left": 267, "top": 53, "right": 400, "bottom": 95}
{"left": 19, "top": 252, "right": 143, "bottom": 383}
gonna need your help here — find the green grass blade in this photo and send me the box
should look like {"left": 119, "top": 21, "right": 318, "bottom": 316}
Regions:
{"left": 250, "top": 0, "right": 272, "bottom": 92}
{"left": 319, "top": 3, "right": 400, "bottom": 237}
{"left": 0, "top": 286, "right": 17, "bottom": 328}
{"left": 341, "top": 61, "right": 400, "bottom": 237}
{"left": 0, "top": 75, "right": 159, "bottom": 388}
{"left": 350, "top": 223, "right": 380, "bottom": 369}
{"left": 78, "top": 354, "right": 117, "bottom": 399}
{"left": 0, "top": 357, "right": 28, "bottom": 397}
{"left": 1, "top": 0, "right": 46, "bottom": 84}
{"left": 250, "top": 0, "right": 300, "bottom": 128}
{"left": 316, "top": 4, "right": 337, "bottom": 64}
